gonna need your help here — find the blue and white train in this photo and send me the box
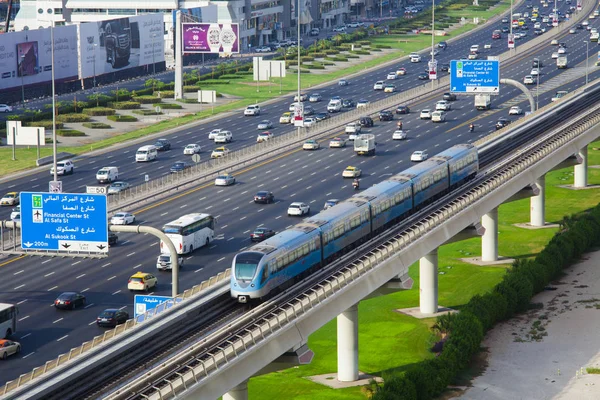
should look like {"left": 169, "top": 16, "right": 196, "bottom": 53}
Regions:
{"left": 231, "top": 144, "right": 479, "bottom": 303}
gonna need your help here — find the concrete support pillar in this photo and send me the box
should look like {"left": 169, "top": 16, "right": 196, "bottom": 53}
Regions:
{"left": 530, "top": 175, "right": 546, "bottom": 227}
{"left": 223, "top": 380, "right": 248, "bottom": 400}
{"left": 419, "top": 249, "right": 438, "bottom": 314}
{"left": 337, "top": 303, "right": 359, "bottom": 382}
{"left": 482, "top": 207, "right": 499, "bottom": 262}
{"left": 574, "top": 145, "right": 588, "bottom": 188}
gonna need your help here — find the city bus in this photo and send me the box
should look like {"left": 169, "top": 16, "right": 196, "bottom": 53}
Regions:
{"left": 0, "top": 303, "right": 18, "bottom": 338}
{"left": 160, "top": 213, "right": 215, "bottom": 254}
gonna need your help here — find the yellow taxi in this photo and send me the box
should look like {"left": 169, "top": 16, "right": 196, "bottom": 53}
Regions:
{"left": 128, "top": 272, "right": 158, "bottom": 292}
{"left": 279, "top": 112, "right": 292, "bottom": 124}
{"left": 342, "top": 166, "right": 362, "bottom": 178}
{"left": 211, "top": 147, "right": 230, "bottom": 159}
{"left": 0, "top": 192, "right": 19, "bottom": 206}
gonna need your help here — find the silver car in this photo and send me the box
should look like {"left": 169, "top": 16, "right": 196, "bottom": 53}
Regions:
{"left": 107, "top": 181, "right": 130, "bottom": 195}
{"left": 257, "top": 120, "right": 273, "bottom": 130}
{"left": 0, "top": 340, "right": 21, "bottom": 359}
{"left": 0, "top": 104, "right": 13, "bottom": 113}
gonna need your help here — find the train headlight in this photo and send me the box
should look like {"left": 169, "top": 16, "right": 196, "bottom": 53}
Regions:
{"left": 251, "top": 284, "right": 255, "bottom": 287}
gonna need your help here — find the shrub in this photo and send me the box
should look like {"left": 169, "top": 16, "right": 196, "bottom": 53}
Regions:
{"left": 286, "top": 60, "right": 298, "bottom": 67}
{"left": 358, "top": 40, "right": 370, "bottom": 45}
{"left": 301, "top": 56, "right": 315, "bottom": 62}
{"left": 218, "top": 74, "right": 244, "bottom": 79}
{"left": 132, "top": 96, "right": 161, "bottom": 104}
{"left": 325, "top": 49, "right": 340, "bottom": 55}
{"left": 325, "top": 56, "right": 348, "bottom": 62}
{"left": 83, "top": 107, "right": 116, "bottom": 116}
{"left": 182, "top": 85, "right": 201, "bottom": 92}
{"left": 322, "top": 61, "right": 335, "bottom": 66}
{"left": 56, "top": 129, "right": 85, "bottom": 137}
{"left": 304, "top": 64, "right": 326, "bottom": 69}
{"left": 132, "top": 109, "right": 162, "bottom": 116}
{"left": 107, "top": 115, "right": 138, "bottom": 122}
{"left": 110, "top": 101, "right": 141, "bottom": 110}
{"left": 311, "top": 52, "right": 327, "bottom": 58}
{"left": 82, "top": 122, "right": 111, "bottom": 129}
{"left": 373, "top": 44, "right": 392, "bottom": 49}
{"left": 194, "top": 80, "right": 231, "bottom": 85}
{"left": 56, "top": 113, "right": 91, "bottom": 123}
{"left": 154, "top": 103, "right": 183, "bottom": 109}
{"left": 24, "top": 120, "right": 65, "bottom": 129}
{"left": 345, "top": 54, "right": 360, "bottom": 58}
{"left": 154, "top": 90, "right": 175, "bottom": 98}
{"left": 351, "top": 50, "right": 371, "bottom": 55}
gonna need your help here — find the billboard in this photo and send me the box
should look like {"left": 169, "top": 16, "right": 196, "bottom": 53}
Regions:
{"left": 0, "top": 25, "right": 79, "bottom": 90}
{"left": 182, "top": 23, "right": 239, "bottom": 54}
{"left": 79, "top": 14, "right": 165, "bottom": 79}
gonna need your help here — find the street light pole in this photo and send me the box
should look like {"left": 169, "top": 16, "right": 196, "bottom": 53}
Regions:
{"left": 297, "top": 0, "right": 301, "bottom": 139}
{"left": 536, "top": 72, "right": 539, "bottom": 111}
{"left": 93, "top": 43, "right": 98, "bottom": 106}
{"left": 585, "top": 40, "right": 589, "bottom": 85}
{"left": 431, "top": 0, "right": 435, "bottom": 89}
{"left": 51, "top": 21, "right": 58, "bottom": 184}
{"left": 20, "top": 54, "right": 25, "bottom": 107}
{"left": 151, "top": 33, "right": 157, "bottom": 75}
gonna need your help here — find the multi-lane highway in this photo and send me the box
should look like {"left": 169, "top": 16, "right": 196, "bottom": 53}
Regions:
{"left": 0, "top": 0, "right": 596, "bottom": 385}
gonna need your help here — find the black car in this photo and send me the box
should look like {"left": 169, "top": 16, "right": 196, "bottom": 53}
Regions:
{"left": 54, "top": 292, "right": 86, "bottom": 310}
{"left": 396, "top": 105, "right": 410, "bottom": 114}
{"left": 314, "top": 113, "right": 330, "bottom": 122}
{"left": 443, "top": 92, "right": 457, "bottom": 101}
{"left": 417, "top": 72, "right": 429, "bottom": 80}
{"left": 496, "top": 118, "right": 511, "bottom": 130}
{"left": 359, "top": 116, "right": 374, "bottom": 127}
{"left": 577, "top": 24, "right": 584, "bottom": 29}
{"left": 170, "top": 161, "right": 190, "bottom": 173}
{"left": 108, "top": 232, "right": 118, "bottom": 246}
{"left": 532, "top": 59, "right": 543, "bottom": 68}
{"left": 439, "top": 64, "right": 450, "bottom": 72}
{"left": 154, "top": 138, "right": 171, "bottom": 151}
{"left": 501, "top": 26, "right": 510, "bottom": 33}
{"left": 438, "top": 41, "right": 447, "bottom": 49}
{"left": 304, "top": 106, "right": 315, "bottom": 116}
{"left": 96, "top": 309, "right": 129, "bottom": 327}
{"left": 378, "top": 110, "right": 394, "bottom": 121}
{"left": 250, "top": 227, "right": 276, "bottom": 242}
{"left": 534, "top": 29, "right": 542, "bottom": 35}
{"left": 521, "top": 24, "right": 529, "bottom": 30}
{"left": 342, "top": 99, "right": 356, "bottom": 108}
{"left": 254, "top": 191, "right": 275, "bottom": 204}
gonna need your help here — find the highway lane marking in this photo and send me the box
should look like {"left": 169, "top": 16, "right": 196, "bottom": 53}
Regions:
{"left": 160, "top": 212, "right": 169, "bottom": 216}
{"left": 81, "top": 288, "right": 90, "bottom": 293}
{"left": 76, "top": 274, "right": 86, "bottom": 279}
{"left": 112, "top": 290, "right": 121, "bottom": 295}
{"left": 107, "top": 275, "right": 117, "bottom": 281}
{"left": 17, "top": 299, "right": 27, "bottom": 305}
{"left": 275, "top": 216, "right": 282, "bottom": 219}
{"left": 206, "top": 205, "right": 213, "bottom": 209}
{"left": 14, "top": 284, "right": 25, "bottom": 290}
{"left": 18, "top": 315, "right": 29, "bottom": 322}
{"left": 149, "top": 243, "right": 156, "bottom": 247}
{"left": 243, "top": 230, "right": 250, "bottom": 233}
{"left": 209, "top": 245, "right": 217, "bottom": 249}
{"left": 14, "top": 270, "right": 24, "bottom": 275}
{"left": 180, "top": 204, "right": 188, "bottom": 208}
{"left": 53, "top": 318, "right": 63, "bottom": 324}
{"left": 134, "top": 264, "right": 142, "bottom": 269}
{"left": 101, "top": 263, "right": 111, "bottom": 268}
{"left": 72, "top": 261, "right": 81, "bottom": 266}
{"left": 233, "top": 207, "right": 239, "bottom": 211}
{"left": 84, "top": 303, "right": 94, "bottom": 309}
{"left": 48, "top": 286, "right": 58, "bottom": 291}
{"left": 200, "top": 196, "right": 206, "bottom": 200}
{"left": 22, "top": 352, "right": 35, "bottom": 359}
{"left": 227, "top": 237, "right": 235, "bottom": 241}
{"left": 119, "top": 306, "right": 127, "bottom": 310}
{"left": 0, "top": 255, "right": 26, "bottom": 268}
{"left": 224, "top": 198, "right": 231, "bottom": 202}
{"left": 41, "top": 259, "right": 51, "bottom": 264}
{"left": 217, "top": 257, "right": 226, "bottom": 262}
{"left": 20, "top": 333, "right": 31, "bottom": 340}
{"left": 122, "top": 240, "right": 130, "bottom": 244}
{"left": 88, "top": 321, "right": 97, "bottom": 326}
{"left": 221, "top": 224, "right": 229, "bottom": 229}
{"left": 126, "top": 252, "right": 136, "bottom": 257}
{"left": 241, "top": 191, "right": 248, "bottom": 195}
{"left": 57, "top": 335, "right": 69, "bottom": 342}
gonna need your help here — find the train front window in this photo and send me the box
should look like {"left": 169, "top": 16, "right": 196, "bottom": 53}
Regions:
{"left": 235, "top": 252, "right": 263, "bottom": 280}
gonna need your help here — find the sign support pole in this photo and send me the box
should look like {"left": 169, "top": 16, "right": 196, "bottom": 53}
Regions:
{"left": 37, "top": 128, "right": 41, "bottom": 160}
{"left": 12, "top": 127, "right": 16, "bottom": 161}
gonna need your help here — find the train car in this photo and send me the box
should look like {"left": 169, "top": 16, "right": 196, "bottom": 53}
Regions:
{"left": 299, "top": 199, "right": 371, "bottom": 263}
{"left": 231, "top": 226, "right": 321, "bottom": 303}
{"left": 352, "top": 177, "right": 413, "bottom": 234}
{"left": 396, "top": 159, "right": 449, "bottom": 208}
{"left": 430, "top": 144, "right": 479, "bottom": 188}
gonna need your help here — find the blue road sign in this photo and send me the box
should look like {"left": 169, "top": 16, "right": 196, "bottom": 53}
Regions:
{"left": 20, "top": 192, "right": 108, "bottom": 253}
{"left": 450, "top": 60, "right": 500, "bottom": 94}
{"left": 134, "top": 295, "right": 183, "bottom": 319}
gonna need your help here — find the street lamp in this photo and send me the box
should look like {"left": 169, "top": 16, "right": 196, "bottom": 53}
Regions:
{"left": 151, "top": 33, "right": 157, "bottom": 75}
{"left": 297, "top": 0, "right": 301, "bottom": 139}
{"left": 20, "top": 54, "right": 25, "bottom": 107}
{"left": 93, "top": 43, "right": 98, "bottom": 107}
{"left": 431, "top": 0, "right": 435, "bottom": 88}
{"left": 584, "top": 40, "right": 589, "bottom": 85}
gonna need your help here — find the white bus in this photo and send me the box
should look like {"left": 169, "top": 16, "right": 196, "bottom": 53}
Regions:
{"left": 160, "top": 213, "right": 215, "bottom": 254}
{"left": 0, "top": 303, "right": 18, "bottom": 339}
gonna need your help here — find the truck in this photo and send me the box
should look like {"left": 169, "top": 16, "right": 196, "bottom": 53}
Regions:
{"left": 557, "top": 56, "right": 568, "bottom": 69}
{"left": 102, "top": 19, "right": 131, "bottom": 68}
{"left": 354, "top": 134, "right": 376, "bottom": 156}
{"left": 474, "top": 94, "right": 491, "bottom": 110}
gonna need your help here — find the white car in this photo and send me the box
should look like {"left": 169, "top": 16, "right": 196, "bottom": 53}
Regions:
{"left": 384, "top": 84, "right": 396, "bottom": 93}
{"left": 50, "top": 159, "right": 74, "bottom": 175}
{"left": 208, "top": 129, "right": 223, "bottom": 140}
{"left": 110, "top": 212, "right": 136, "bottom": 225}
{"left": 431, "top": 111, "right": 446, "bottom": 122}
{"left": 410, "top": 151, "right": 428, "bottom": 162}
{"left": 569, "top": 28, "right": 576, "bottom": 34}
{"left": 410, "top": 54, "right": 421, "bottom": 63}
{"left": 550, "top": 38, "right": 559, "bottom": 45}
{"left": 470, "top": 44, "right": 480, "bottom": 53}
{"left": 244, "top": 104, "right": 261, "bottom": 116}
{"left": 303, "top": 117, "right": 316, "bottom": 127}
{"left": 214, "top": 174, "right": 236, "bottom": 186}
{"left": 420, "top": 109, "right": 432, "bottom": 119}
{"left": 294, "top": 93, "right": 308, "bottom": 102}
{"left": 302, "top": 140, "right": 320, "bottom": 150}
{"left": 551, "top": 90, "right": 568, "bottom": 102}
{"left": 373, "top": 81, "right": 385, "bottom": 90}
{"left": 435, "top": 101, "right": 451, "bottom": 111}
{"left": 523, "top": 75, "right": 535, "bottom": 84}
{"left": 0, "top": 192, "right": 19, "bottom": 206}
{"left": 557, "top": 47, "right": 566, "bottom": 54}
{"left": 183, "top": 144, "right": 201, "bottom": 155}
{"left": 0, "top": 104, "right": 13, "bottom": 113}
{"left": 342, "top": 166, "right": 362, "bottom": 178}
{"left": 345, "top": 123, "right": 362, "bottom": 134}
{"left": 430, "top": 48, "right": 439, "bottom": 56}
{"left": 333, "top": 26, "right": 346, "bottom": 32}
{"left": 289, "top": 102, "right": 302, "bottom": 112}
{"left": 387, "top": 72, "right": 398, "bottom": 80}
{"left": 468, "top": 53, "right": 479, "bottom": 60}
{"left": 257, "top": 131, "right": 273, "bottom": 142}
{"left": 308, "top": 93, "right": 322, "bottom": 102}
{"left": 530, "top": 68, "right": 540, "bottom": 76}
{"left": 211, "top": 147, "right": 230, "bottom": 158}
{"left": 214, "top": 131, "right": 233, "bottom": 143}
{"left": 509, "top": 106, "right": 523, "bottom": 115}
{"left": 257, "top": 120, "right": 273, "bottom": 130}
{"left": 356, "top": 99, "right": 370, "bottom": 108}
{"left": 329, "top": 137, "right": 347, "bottom": 148}
{"left": 582, "top": 20, "right": 589, "bottom": 26}
{"left": 10, "top": 205, "right": 20, "bottom": 221}
{"left": 392, "top": 130, "right": 407, "bottom": 140}
{"left": 551, "top": 52, "right": 559, "bottom": 59}
{"left": 287, "top": 202, "right": 310, "bottom": 216}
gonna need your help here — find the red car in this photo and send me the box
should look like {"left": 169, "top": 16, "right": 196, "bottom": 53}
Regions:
{"left": 250, "top": 227, "right": 276, "bottom": 242}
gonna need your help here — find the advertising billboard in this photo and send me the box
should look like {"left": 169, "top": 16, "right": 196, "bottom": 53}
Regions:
{"left": 79, "top": 14, "right": 165, "bottom": 79}
{"left": 0, "top": 25, "right": 79, "bottom": 91}
{"left": 182, "top": 23, "right": 239, "bottom": 54}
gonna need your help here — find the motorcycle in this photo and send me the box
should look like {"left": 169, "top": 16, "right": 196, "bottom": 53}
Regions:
{"left": 352, "top": 180, "right": 360, "bottom": 190}
{"left": 469, "top": 124, "right": 475, "bottom": 132}
{"left": 396, "top": 121, "right": 403, "bottom": 129}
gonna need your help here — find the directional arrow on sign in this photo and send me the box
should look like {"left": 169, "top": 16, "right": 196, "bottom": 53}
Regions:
{"left": 97, "top": 245, "right": 106, "bottom": 250}
{"left": 23, "top": 242, "right": 33, "bottom": 247}
{"left": 62, "top": 243, "right": 71, "bottom": 249}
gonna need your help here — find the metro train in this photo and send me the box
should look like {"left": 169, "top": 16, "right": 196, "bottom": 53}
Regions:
{"left": 230, "top": 144, "right": 479, "bottom": 303}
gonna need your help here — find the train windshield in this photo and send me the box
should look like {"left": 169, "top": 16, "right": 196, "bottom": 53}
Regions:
{"left": 234, "top": 252, "right": 263, "bottom": 280}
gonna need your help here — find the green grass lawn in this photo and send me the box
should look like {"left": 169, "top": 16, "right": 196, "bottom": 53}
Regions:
{"left": 0, "top": 0, "right": 510, "bottom": 178}
{"left": 247, "top": 143, "right": 600, "bottom": 399}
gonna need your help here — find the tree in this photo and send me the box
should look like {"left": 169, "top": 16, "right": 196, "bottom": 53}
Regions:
{"left": 431, "top": 312, "right": 455, "bottom": 339}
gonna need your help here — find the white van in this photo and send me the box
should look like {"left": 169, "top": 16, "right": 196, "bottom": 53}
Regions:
{"left": 327, "top": 99, "right": 342, "bottom": 113}
{"left": 135, "top": 145, "right": 158, "bottom": 162}
{"left": 96, "top": 166, "right": 119, "bottom": 183}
